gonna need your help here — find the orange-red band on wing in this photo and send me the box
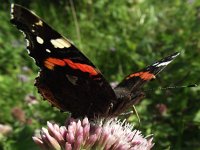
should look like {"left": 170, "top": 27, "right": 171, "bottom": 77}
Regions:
{"left": 64, "top": 59, "right": 98, "bottom": 76}
{"left": 44, "top": 58, "right": 66, "bottom": 70}
{"left": 46, "top": 58, "right": 66, "bottom": 66}
{"left": 44, "top": 57, "right": 98, "bottom": 76}
{"left": 127, "top": 71, "right": 155, "bottom": 81}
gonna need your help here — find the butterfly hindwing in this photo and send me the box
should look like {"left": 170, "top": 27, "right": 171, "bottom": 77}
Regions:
{"left": 11, "top": 4, "right": 117, "bottom": 118}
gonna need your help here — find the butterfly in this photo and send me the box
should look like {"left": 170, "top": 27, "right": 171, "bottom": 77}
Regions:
{"left": 10, "top": 4, "right": 179, "bottom": 119}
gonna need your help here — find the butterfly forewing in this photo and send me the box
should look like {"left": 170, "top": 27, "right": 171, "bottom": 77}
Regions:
{"left": 112, "top": 52, "right": 180, "bottom": 115}
{"left": 11, "top": 4, "right": 117, "bottom": 118}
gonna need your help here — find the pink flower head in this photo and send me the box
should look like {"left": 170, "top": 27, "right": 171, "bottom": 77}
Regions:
{"left": 24, "top": 94, "right": 38, "bottom": 106}
{"left": 33, "top": 117, "right": 154, "bottom": 150}
{"left": 0, "top": 124, "right": 12, "bottom": 136}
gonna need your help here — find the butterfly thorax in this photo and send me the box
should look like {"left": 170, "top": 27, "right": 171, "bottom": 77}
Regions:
{"left": 111, "top": 87, "right": 145, "bottom": 116}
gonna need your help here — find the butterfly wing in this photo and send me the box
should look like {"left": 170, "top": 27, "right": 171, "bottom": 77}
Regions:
{"left": 11, "top": 4, "right": 117, "bottom": 118}
{"left": 112, "top": 52, "right": 179, "bottom": 115}
{"left": 116, "top": 52, "right": 180, "bottom": 91}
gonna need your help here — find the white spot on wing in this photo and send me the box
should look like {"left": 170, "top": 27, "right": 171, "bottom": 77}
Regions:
{"left": 46, "top": 49, "right": 51, "bottom": 53}
{"left": 156, "top": 60, "right": 172, "bottom": 67}
{"left": 36, "top": 36, "right": 44, "bottom": 44}
{"left": 11, "top": 4, "right": 14, "bottom": 13}
{"left": 10, "top": 4, "right": 14, "bottom": 19}
{"left": 152, "top": 62, "right": 159, "bottom": 66}
{"left": 27, "top": 49, "right": 30, "bottom": 54}
{"left": 35, "top": 20, "right": 43, "bottom": 26}
{"left": 172, "top": 52, "right": 180, "bottom": 58}
{"left": 25, "top": 39, "right": 30, "bottom": 47}
{"left": 153, "top": 52, "right": 179, "bottom": 67}
{"left": 21, "top": 31, "right": 26, "bottom": 37}
{"left": 50, "top": 38, "right": 71, "bottom": 49}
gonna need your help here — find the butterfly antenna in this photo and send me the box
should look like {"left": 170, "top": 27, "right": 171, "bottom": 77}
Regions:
{"left": 144, "top": 84, "right": 197, "bottom": 92}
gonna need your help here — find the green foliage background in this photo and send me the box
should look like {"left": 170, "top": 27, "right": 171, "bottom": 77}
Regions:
{"left": 0, "top": 0, "right": 200, "bottom": 149}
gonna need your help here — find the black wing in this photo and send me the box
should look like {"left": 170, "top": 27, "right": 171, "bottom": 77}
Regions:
{"left": 112, "top": 52, "right": 179, "bottom": 115}
{"left": 10, "top": 4, "right": 117, "bottom": 118}
{"left": 116, "top": 52, "right": 180, "bottom": 91}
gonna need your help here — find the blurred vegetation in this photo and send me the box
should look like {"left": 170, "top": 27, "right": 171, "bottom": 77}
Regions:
{"left": 0, "top": 0, "right": 200, "bottom": 149}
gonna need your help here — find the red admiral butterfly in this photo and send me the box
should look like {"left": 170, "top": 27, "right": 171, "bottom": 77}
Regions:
{"left": 10, "top": 4, "right": 179, "bottom": 119}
